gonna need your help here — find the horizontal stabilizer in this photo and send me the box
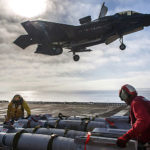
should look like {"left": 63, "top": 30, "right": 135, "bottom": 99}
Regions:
{"left": 14, "top": 35, "right": 36, "bottom": 49}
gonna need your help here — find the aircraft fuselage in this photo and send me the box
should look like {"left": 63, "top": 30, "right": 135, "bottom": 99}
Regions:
{"left": 14, "top": 8, "right": 150, "bottom": 61}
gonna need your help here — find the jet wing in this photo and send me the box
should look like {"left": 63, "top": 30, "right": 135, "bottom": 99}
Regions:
{"left": 98, "top": 2, "right": 108, "bottom": 18}
{"left": 122, "top": 27, "right": 144, "bottom": 36}
{"left": 105, "top": 27, "right": 144, "bottom": 45}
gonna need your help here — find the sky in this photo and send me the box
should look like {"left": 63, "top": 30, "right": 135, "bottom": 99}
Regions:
{"left": 0, "top": 0, "right": 150, "bottom": 92}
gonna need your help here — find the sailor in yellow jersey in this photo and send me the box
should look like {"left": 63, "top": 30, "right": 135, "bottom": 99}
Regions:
{"left": 5, "top": 94, "right": 31, "bottom": 122}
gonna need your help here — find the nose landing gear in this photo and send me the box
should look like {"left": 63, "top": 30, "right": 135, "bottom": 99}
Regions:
{"left": 72, "top": 50, "right": 80, "bottom": 61}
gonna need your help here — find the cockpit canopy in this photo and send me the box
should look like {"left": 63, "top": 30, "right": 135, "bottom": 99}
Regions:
{"left": 115, "top": 11, "right": 141, "bottom": 16}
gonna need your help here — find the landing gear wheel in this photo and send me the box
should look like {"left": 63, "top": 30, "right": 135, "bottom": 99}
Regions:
{"left": 119, "top": 43, "right": 126, "bottom": 50}
{"left": 73, "top": 55, "right": 80, "bottom": 61}
{"left": 119, "top": 37, "right": 126, "bottom": 50}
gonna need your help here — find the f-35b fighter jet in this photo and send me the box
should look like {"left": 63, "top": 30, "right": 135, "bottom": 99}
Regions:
{"left": 14, "top": 3, "right": 150, "bottom": 61}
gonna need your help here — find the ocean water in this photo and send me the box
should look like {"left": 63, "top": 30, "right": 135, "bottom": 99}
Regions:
{"left": 0, "top": 89, "right": 150, "bottom": 103}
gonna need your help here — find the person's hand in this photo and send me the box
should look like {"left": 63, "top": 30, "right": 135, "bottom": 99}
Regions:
{"left": 116, "top": 135, "right": 129, "bottom": 148}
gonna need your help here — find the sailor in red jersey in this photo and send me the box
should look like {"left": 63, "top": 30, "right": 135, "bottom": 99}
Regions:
{"left": 116, "top": 84, "right": 150, "bottom": 148}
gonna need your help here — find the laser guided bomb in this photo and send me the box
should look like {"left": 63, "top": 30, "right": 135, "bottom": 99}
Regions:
{"left": 0, "top": 114, "right": 138, "bottom": 150}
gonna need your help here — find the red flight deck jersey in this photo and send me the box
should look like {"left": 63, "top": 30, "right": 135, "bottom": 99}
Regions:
{"left": 125, "top": 96, "right": 150, "bottom": 143}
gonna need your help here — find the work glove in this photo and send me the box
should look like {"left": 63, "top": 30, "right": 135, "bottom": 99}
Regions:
{"left": 22, "top": 115, "right": 31, "bottom": 119}
{"left": 25, "top": 115, "right": 31, "bottom": 119}
{"left": 3, "top": 120, "right": 14, "bottom": 125}
{"left": 3, "top": 121, "right": 8, "bottom": 125}
{"left": 116, "top": 134, "right": 130, "bottom": 148}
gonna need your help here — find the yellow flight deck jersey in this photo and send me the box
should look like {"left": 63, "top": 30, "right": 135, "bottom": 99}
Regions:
{"left": 5, "top": 100, "right": 31, "bottom": 121}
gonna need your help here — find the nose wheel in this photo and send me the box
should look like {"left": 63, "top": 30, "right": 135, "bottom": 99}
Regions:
{"left": 119, "top": 37, "right": 126, "bottom": 50}
{"left": 73, "top": 55, "right": 80, "bottom": 61}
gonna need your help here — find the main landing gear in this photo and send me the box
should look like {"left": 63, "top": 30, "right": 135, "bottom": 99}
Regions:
{"left": 119, "top": 37, "right": 126, "bottom": 50}
{"left": 73, "top": 54, "right": 80, "bottom": 61}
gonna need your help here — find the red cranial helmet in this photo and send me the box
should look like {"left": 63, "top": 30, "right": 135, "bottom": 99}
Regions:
{"left": 119, "top": 84, "right": 137, "bottom": 101}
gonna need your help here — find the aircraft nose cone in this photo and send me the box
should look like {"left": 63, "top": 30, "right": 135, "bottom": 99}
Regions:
{"left": 143, "top": 14, "right": 150, "bottom": 26}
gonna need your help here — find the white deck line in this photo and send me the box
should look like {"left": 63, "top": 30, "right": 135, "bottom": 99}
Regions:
{"left": 113, "top": 109, "right": 128, "bottom": 116}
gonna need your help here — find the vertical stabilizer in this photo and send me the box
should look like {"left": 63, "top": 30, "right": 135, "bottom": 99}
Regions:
{"left": 98, "top": 2, "right": 108, "bottom": 18}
